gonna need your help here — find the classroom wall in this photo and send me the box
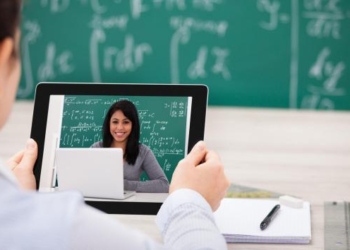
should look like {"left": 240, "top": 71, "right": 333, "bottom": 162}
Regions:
{"left": 18, "top": 0, "right": 350, "bottom": 110}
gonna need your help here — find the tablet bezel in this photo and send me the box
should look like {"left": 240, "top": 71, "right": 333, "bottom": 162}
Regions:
{"left": 31, "top": 82, "right": 208, "bottom": 215}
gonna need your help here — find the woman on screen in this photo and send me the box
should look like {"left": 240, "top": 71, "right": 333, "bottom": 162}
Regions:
{"left": 90, "top": 100, "right": 169, "bottom": 193}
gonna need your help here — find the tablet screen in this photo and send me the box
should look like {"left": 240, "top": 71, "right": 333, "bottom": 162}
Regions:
{"left": 32, "top": 83, "right": 207, "bottom": 214}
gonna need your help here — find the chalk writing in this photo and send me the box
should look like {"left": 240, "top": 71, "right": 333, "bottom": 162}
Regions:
{"left": 187, "top": 46, "right": 231, "bottom": 80}
{"left": 257, "top": 0, "right": 290, "bottom": 30}
{"left": 90, "top": 14, "right": 129, "bottom": 30}
{"left": 18, "top": 21, "right": 41, "bottom": 98}
{"left": 89, "top": 13, "right": 129, "bottom": 82}
{"left": 303, "top": 0, "right": 344, "bottom": 39}
{"left": 89, "top": 11, "right": 151, "bottom": 81}
{"left": 188, "top": 46, "right": 208, "bottom": 79}
{"left": 39, "top": 0, "right": 227, "bottom": 14}
{"left": 103, "top": 35, "right": 152, "bottom": 73}
{"left": 41, "top": 0, "right": 70, "bottom": 13}
{"left": 302, "top": 47, "right": 346, "bottom": 109}
{"left": 309, "top": 47, "right": 345, "bottom": 94}
{"left": 170, "top": 16, "right": 228, "bottom": 37}
{"left": 131, "top": 0, "right": 150, "bottom": 19}
{"left": 162, "top": 159, "right": 172, "bottom": 172}
{"left": 170, "top": 27, "right": 191, "bottom": 83}
{"left": 299, "top": 0, "right": 349, "bottom": 109}
{"left": 212, "top": 47, "right": 231, "bottom": 80}
{"left": 41, "top": 0, "right": 111, "bottom": 14}
{"left": 38, "top": 43, "right": 74, "bottom": 81}
{"left": 192, "top": 0, "right": 223, "bottom": 11}
{"left": 19, "top": 0, "right": 350, "bottom": 110}
{"left": 256, "top": 0, "right": 349, "bottom": 109}
{"left": 90, "top": 0, "right": 107, "bottom": 14}
{"left": 90, "top": 28, "right": 106, "bottom": 82}
{"left": 170, "top": 15, "right": 229, "bottom": 83}
{"left": 129, "top": 0, "right": 225, "bottom": 13}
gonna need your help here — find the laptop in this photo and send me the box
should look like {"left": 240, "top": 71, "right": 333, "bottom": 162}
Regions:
{"left": 55, "top": 148, "right": 135, "bottom": 200}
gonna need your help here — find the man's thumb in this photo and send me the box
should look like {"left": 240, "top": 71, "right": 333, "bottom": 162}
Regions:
{"left": 185, "top": 141, "right": 207, "bottom": 166}
{"left": 20, "top": 139, "right": 38, "bottom": 169}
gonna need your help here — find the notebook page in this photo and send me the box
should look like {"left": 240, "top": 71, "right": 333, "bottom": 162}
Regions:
{"left": 214, "top": 198, "right": 311, "bottom": 239}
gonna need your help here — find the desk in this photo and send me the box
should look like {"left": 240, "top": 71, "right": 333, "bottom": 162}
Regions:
{"left": 1, "top": 101, "right": 350, "bottom": 249}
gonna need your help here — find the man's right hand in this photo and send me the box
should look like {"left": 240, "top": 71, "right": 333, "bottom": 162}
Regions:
{"left": 170, "top": 141, "right": 230, "bottom": 211}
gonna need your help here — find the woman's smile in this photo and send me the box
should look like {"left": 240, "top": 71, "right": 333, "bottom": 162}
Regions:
{"left": 114, "top": 131, "right": 127, "bottom": 138}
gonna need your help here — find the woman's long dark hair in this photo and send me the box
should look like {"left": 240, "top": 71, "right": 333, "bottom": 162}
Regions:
{"left": 0, "top": 0, "right": 21, "bottom": 57}
{"left": 102, "top": 100, "right": 140, "bottom": 165}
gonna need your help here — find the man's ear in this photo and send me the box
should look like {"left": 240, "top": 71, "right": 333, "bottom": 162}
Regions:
{"left": 0, "top": 38, "right": 14, "bottom": 71}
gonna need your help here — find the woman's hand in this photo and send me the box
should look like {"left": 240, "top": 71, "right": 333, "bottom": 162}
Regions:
{"left": 6, "top": 138, "right": 38, "bottom": 190}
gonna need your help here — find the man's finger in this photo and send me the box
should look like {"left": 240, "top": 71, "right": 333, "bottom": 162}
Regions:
{"left": 204, "top": 150, "right": 221, "bottom": 163}
{"left": 184, "top": 141, "right": 207, "bottom": 166}
{"left": 16, "top": 139, "right": 37, "bottom": 171}
{"left": 6, "top": 150, "right": 25, "bottom": 170}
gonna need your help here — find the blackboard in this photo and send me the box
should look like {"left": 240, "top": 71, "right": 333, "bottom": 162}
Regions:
{"left": 19, "top": 0, "right": 350, "bottom": 110}
{"left": 59, "top": 95, "right": 189, "bottom": 182}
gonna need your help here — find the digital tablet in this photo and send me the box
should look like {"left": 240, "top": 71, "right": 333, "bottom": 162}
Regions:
{"left": 31, "top": 82, "right": 208, "bottom": 215}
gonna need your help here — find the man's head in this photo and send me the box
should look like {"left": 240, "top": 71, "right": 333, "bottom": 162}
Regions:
{"left": 0, "top": 0, "right": 22, "bottom": 129}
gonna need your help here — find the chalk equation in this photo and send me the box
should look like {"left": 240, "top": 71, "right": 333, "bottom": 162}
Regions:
{"left": 257, "top": 0, "right": 349, "bottom": 109}
{"left": 302, "top": 47, "right": 346, "bottom": 109}
{"left": 20, "top": 0, "right": 350, "bottom": 110}
{"left": 303, "top": 0, "right": 347, "bottom": 39}
{"left": 18, "top": 20, "right": 41, "bottom": 98}
{"left": 257, "top": 0, "right": 290, "bottom": 30}
{"left": 301, "top": 0, "right": 348, "bottom": 109}
{"left": 40, "top": 0, "right": 224, "bottom": 15}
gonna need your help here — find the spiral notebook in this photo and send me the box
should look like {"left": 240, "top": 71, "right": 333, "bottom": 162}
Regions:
{"left": 214, "top": 198, "right": 311, "bottom": 244}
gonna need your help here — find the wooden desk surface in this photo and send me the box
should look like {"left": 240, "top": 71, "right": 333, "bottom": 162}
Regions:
{"left": 1, "top": 101, "right": 350, "bottom": 250}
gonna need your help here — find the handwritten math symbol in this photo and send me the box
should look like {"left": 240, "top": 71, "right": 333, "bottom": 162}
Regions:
{"left": 38, "top": 43, "right": 75, "bottom": 81}
{"left": 302, "top": 47, "right": 346, "bottom": 110}
{"left": 309, "top": 47, "right": 345, "bottom": 94}
{"left": 192, "top": 0, "right": 223, "bottom": 11}
{"left": 257, "top": 0, "right": 290, "bottom": 30}
{"left": 18, "top": 21, "right": 41, "bottom": 98}
{"left": 41, "top": 0, "right": 70, "bottom": 13}
{"left": 187, "top": 46, "right": 231, "bottom": 80}
{"left": 304, "top": 0, "right": 343, "bottom": 39}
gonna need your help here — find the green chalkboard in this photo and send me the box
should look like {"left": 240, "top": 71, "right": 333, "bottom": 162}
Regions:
{"left": 19, "top": 0, "right": 350, "bottom": 110}
{"left": 59, "top": 95, "right": 189, "bottom": 182}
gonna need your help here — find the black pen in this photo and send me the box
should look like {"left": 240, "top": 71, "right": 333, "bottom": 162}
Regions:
{"left": 260, "top": 204, "right": 280, "bottom": 230}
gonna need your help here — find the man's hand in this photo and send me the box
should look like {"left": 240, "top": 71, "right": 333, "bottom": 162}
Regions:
{"left": 7, "top": 138, "right": 38, "bottom": 190}
{"left": 170, "top": 141, "right": 230, "bottom": 211}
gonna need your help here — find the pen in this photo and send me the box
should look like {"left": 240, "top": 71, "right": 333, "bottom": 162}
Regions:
{"left": 260, "top": 204, "right": 280, "bottom": 230}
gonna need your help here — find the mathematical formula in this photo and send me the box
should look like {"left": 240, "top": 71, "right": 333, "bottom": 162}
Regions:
{"left": 19, "top": 0, "right": 350, "bottom": 110}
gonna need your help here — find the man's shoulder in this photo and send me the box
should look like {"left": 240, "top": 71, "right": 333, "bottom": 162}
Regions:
{"left": 0, "top": 185, "right": 85, "bottom": 247}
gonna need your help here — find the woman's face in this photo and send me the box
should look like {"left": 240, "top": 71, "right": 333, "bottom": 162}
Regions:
{"left": 0, "top": 30, "right": 21, "bottom": 130}
{"left": 109, "top": 110, "right": 132, "bottom": 144}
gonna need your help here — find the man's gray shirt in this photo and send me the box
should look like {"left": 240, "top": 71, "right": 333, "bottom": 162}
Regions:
{"left": 0, "top": 161, "right": 227, "bottom": 250}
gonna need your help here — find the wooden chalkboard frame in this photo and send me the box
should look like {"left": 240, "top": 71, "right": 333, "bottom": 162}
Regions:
{"left": 31, "top": 82, "right": 208, "bottom": 214}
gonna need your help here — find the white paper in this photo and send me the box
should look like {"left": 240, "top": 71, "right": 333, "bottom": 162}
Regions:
{"left": 214, "top": 198, "right": 311, "bottom": 244}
